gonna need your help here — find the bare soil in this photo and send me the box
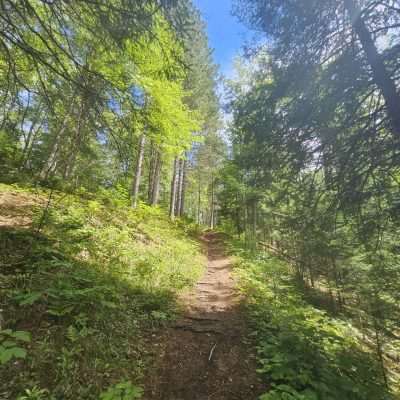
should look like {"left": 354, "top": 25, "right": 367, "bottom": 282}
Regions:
{"left": 0, "top": 190, "right": 43, "bottom": 228}
{"left": 144, "top": 232, "right": 265, "bottom": 400}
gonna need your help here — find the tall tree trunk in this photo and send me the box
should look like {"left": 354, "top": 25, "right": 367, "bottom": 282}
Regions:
{"left": 344, "top": 0, "right": 400, "bottom": 136}
{"left": 19, "top": 99, "right": 43, "bottom": 170}
{"left": 169, "top": 158, "right": 179, "bottom": 219}
{"left": 372, "top": 312, "right": 389, "bottom": 389}
{"left": 63, "top": 100, "right": 86, "bottom": 180}
{"left": 131, "top": 134, "right": 146, "bottom": 208}
{"left": 40, "top": 115, "right": 69, "bottom": 180}
{"left": 235, "top": 195, "right": 241, "bottom": 237}
{"left": 151, "top": 152, "right": 162, "bottom": 206}
{"left": 40, "top": 96, "right": 76, "bottom": 180}
{"left": 252, "top": 200, "right": 257, "bottom": 250}
{"left": 209, "top": 175, "right": 215, "bottom": 229}
{"left": 197, "top": 174, "right": 201, "bottom": 224}
{"left": 148, "top": 142, "right": 156, "bottom": 204}
{"left": 19, "top": 121, "right": 42, "bottom": 171}
{"left": 176, "top": 159, "right": 185, "bottom": 216}
{"left": 179, "top": 158, "right": 187, "bottom": 216}
{"left": 244, "top": 200, "right": 248, "bottom": 248}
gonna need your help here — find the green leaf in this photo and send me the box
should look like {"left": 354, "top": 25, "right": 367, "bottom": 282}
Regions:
{"left": 0, "top": 348, "right": 14, "bottom": 364}
{"left": 100, "top": 381, "right": 143, "bottom": 400}
{"left": 47, "top": 305, "right": 75, "bottom": 316}
{"left": 2, "top": 340, "right": 17, "bottom": 348}
{"left": 17, "top": 291, "right": 43, "bottom": 306}
{"left": 12, "top": 347, "right": 27, "bottom": 359}
{"left": 12, "top": 331, "right": 31, "bottom": 342}
{"left": 100, "top": 300, "right": 118, "bottom": 309}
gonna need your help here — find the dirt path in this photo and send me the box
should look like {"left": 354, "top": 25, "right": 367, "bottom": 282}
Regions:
{"left": 144, "top": 232, "right": 265, "bottom": 400}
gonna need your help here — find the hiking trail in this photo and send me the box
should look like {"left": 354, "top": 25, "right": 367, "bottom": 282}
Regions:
{"left": 144, "top": 232, "right": 265, "bottom": 400}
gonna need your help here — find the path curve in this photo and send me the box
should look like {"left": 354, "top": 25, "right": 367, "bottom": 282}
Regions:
{"left": 144, "top": 232, "right": 264, "bottom": 400}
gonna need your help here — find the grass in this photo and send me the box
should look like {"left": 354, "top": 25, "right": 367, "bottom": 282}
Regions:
{"left": 229, "top": 241, "right": 397, "bottom": 400}
{"left": 0, "top": 183, "right": 205, "bottom": 399}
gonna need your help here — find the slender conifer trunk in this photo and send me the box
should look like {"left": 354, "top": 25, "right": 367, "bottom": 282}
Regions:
{"left": 344, "top": 0, "right": 400, "bottom": 136}
{"left": 131, "top": 134, "right": 146, "bottom": 208}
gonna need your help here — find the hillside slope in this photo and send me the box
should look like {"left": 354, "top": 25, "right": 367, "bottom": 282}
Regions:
{"left": 0, "top": 184, "right": 205, "bottom": 399}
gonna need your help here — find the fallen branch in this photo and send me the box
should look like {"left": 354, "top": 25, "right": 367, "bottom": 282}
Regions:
{"left": 208, "top": 343, "right": 217, "bottom": 361}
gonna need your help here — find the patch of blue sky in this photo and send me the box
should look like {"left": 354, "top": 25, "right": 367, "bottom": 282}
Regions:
{"left": 193, "top": 0, "right": 251, "bottom": 79}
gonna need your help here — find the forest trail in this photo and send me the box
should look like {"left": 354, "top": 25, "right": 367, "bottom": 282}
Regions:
{"left": 144, "top": 232, "right": 265, "bottom": 400}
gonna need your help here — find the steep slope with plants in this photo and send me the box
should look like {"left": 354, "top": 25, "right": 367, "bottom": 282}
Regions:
{"left": 0, "top": 183, "right": 205, "bottom": 399}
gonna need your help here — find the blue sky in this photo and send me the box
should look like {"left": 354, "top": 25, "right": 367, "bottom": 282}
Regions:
{"left": 193, "top": 0, "right": 250, "bottom": 77}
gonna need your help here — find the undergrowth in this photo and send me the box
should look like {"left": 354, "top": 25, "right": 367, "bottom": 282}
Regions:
{"left": 0, "top": 184, "right": 205, "bottom": 399}
{"left": 230, "top": 243, "right": 396, "bottom": 400}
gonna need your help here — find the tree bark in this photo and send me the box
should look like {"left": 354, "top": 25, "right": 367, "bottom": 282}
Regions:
{"left": 344, "top": 0, "right": 400, "bottom": 136}
{"left": 197, "top": 174, "right": 201, "bottom": 224}
{"left": 148, "top": 142, "right": 156, "bottom": 204}
{"left": 131, "top": 134, "right": 146, "bottom": 208}
{"left": 176, "top": 159, "right": 185, "bottom": 216}
{"left": 63, "top": 99, "right": 86, "bottom": 180}
{"left": 19, "top": 99, "right": 43, "bottom": 170}
{"left": 151, "top": 152, "right": 162, "bottom": 206}
{"left": 40, "top": 95, "right": 76, "bottom": 180}
{"left": 209, "top": 175, "right": 215, "bottom": 229}
{"left": 169, "top": 157, "right": 179, "bottom": 219}
{"left": 20, "top": 120, "right": 42, "bottom": 171}
{"left": 40, "top": 113, "right": 69, "bottom": 180}
{"left": 252, "top": 200, "right": 257, "bottom": 249}
{"left": 179, "top": 158, "right": 187, "bottom": 216}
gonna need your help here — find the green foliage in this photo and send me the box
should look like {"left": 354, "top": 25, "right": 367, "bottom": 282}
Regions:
{"left": 17, "top": 386, "right": 50, "bottom": 400}
{"left": 0, "top": 0, "right": 218, "bottom": 202}
{"left": 0, "top": 329, "right": 31, "bottom": 365}
{"left": 232, "top": 247, "right": 394, "bottom": 400}
{"left": 0, "top": 184, "right": 205, "bottom": 399}
{"left": 220, "top": 39, "right": 400, "bottom": 393}
{"left": 100, "top": 381, "right": 143, "bottom": 400}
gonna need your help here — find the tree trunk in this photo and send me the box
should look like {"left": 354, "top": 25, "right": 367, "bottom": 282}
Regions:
{"left": 179, "top": 158, "right": 187, "bottom": 216}
{"left": 197, "top": 174, "right": 201, "bottom": 224}
{"left": 252, "top": 200, "right": 257, "bottom": 249}
{"left": 344, "top": 0, "right": 400, "bottom": 136}
{"left": 372, "top": 313, "right": 389, "bottom": 389}
{"left": 63, "top": 99, "right": 86, "bottom": 180}
{"left": 235, "top": 195, "right": 241, "bottom": 237}
{"left": 169, "top": 158, "right": 179, "bottom": 219}
{"left": 148, "top": 142, "right": 156, "bottom": 204}
{"left": 209, "top": 175, "right": 215, "bottom": 229}
{"left": 176, "top": 159, "right": 185, "bottom": 216}
{"left": 244, "top": 201, "right": 248, "bottom": 248}
{"left": 332, "top": 259, "right": 343, "bottom": 312}
{"left": 40, "top": 96, "right": 76, "bottom": 180}
{"left": 40, "top": 115, "right": 69, "bottom": 180}
{"left": 20, "top": 121, "right": 42, "bottom": 171}
{"left": 151, "top": 152, "right": 162, "bottom": 206}
{"left": 19, "top": 101, "right": 43, "bottom": 171}
{"left": 131, "top": 134, "right": 146, "bottom": 208}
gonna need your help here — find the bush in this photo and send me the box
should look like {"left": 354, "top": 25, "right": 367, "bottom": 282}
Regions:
{"left": 233, "top": 251, "right": 394, "bottom": 400}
